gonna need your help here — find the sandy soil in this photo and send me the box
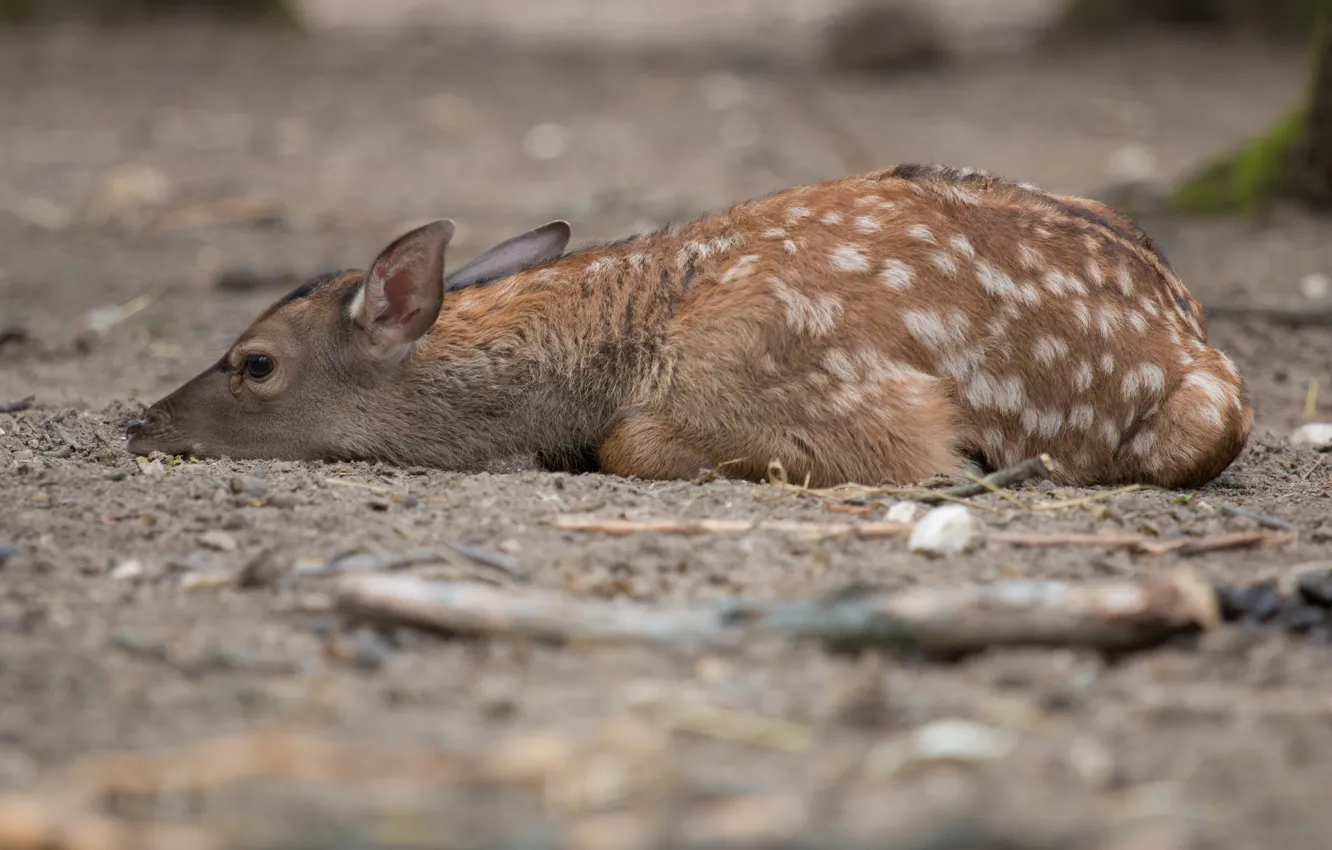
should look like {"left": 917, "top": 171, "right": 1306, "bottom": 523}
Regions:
{"left": 1, "top": 24, "right": 1331, "bottom": 850}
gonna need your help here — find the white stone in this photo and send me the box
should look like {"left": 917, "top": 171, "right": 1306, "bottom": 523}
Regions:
{"left": 865, "top": 718, "right": 1018, "bottom": 778}
{"left": 1291, "top": 422, "right": 1332, "bottom": 450}
{"left": 907, "top": 504, "right": 976, "bottom": 555}
{"left": 885, "top": 501, "right": 920, "bottom": 524}
{"left": 1300, "top": 272, "right": 1330, "bottom": 301}
{"left": 109, "top": 558, "right": 145, "bottom": 580}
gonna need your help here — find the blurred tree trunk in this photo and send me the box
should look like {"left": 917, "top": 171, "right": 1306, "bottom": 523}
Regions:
{"left": 1171, "top": 0, "right": 1332, "bottom": 213}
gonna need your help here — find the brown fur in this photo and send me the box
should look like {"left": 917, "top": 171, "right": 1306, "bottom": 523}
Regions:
{"left": 127, "top": 166, "right": 1253, "bottom": 489}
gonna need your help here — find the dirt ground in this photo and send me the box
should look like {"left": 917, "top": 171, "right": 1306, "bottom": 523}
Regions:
{"left": 2, "top": 24, "right": 1332, "bottom": 850}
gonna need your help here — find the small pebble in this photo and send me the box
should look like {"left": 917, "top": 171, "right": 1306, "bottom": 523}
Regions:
{"left": 401, "top": 493, "right": 420, "bottom": 509}
{"left": 1300, "top": 272, "right": 1330, "bottom": 301}
{"left": 221, "top": 511, "right": 248, "bottom": 531}
{"left": 108, "top": 558, "right": 144, "bottom": 580}
{"left": 228, "top": 475, "right": 268, "bottom": 498}
{"left": 1277, "top": 603, "right": 1328, "bottom": 633}
{"left": 907, "top": 504, "right": 976, "bottom": 556}
{"left": 197, "top": 530, "right": 238, "bottom": 553}
{"left": 1291, "top": 422, "right": 1332, "bottom": 450}
{"left": 1217, "top": 581, "right": 1279, "bottom": 622}
{"left": 136, "top": 457, "right": 166, "bottom": 477}
{"left": 1297, "top": 570, "right": 1332, "bottom": 608}
{"left": 265, "top": 492, "right": 303, "bottom": 510}
{"left": 237, "top": 550, "right": 283, "bottom": 590}
{"left": 884, "top": 502, "right": 919, "bottom": 524}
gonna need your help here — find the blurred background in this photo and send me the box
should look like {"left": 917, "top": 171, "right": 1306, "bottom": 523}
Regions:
{"left": 2, "top": 0, "right": 1328, "bottom": 422}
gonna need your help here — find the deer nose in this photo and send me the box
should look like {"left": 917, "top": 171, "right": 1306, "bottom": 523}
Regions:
{"left": 125, "top": 414, "right": 153, "bottom": 438}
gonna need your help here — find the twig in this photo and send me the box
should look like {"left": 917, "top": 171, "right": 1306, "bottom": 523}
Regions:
{"left": 919, "top": 455, "right": 1052, "bottom": 503}
{"left": 551, "top": 516, "right": 909, "bottom": 539}
{"left": 1203, "top": 302, "right": 1332, "bottom": 326}
{"left": 307, "top": 545, "right": 526, "bottom": 582}
{"left": 1301, "top": 454, "right": 1325, "bottom": 481}
{"left": 0, "top": 396, "right": 34, "bottom": 414}
{"left": 1219, "top": 503, "right": 1298, "bottom": 532}
{"left": 1306, "top": 377, "right": 1320, "bottom": 421}
{"left": 335, "top": 569, "right": 1220, "bottom": 655}
{"left": 989, "top": 529, "right": 1288, "bottom": 555}
{"left": 1030, "top": 484, "right": 1145, "bottom": 512}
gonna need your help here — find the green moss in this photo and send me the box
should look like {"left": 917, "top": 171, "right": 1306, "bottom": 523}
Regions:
{"left": 1168, "top": 107, "right": 1307, "bottom": 215}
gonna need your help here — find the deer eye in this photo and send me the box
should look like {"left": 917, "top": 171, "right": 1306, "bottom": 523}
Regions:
{"left": 244, "top": 354, "right": 275, "bottom": 380}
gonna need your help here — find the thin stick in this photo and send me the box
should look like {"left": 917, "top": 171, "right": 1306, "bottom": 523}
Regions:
{"left": 1306, "top": 377, "right": 1320, "bottom": 421}
{"left": 307, "top": 545, "right": 526, "bottom": 582}
{"left": 917, "top": 455, "right": 1052, "bottom": 504}
{"left": 551, "top": 516, "right": 910, "bottom": 538}
{"left": 335, "top": 568, "right": 1220, "bottom": 655}
{"left": 991, "top": 529, "right": 1287, "bottom": 555}
{"left": 1030, "top": 484, "right": 1145, "bottom": 512}
{"left": 1218, "top": 503, "right": 1299, "bottom": 532}
{"left": 1301, "top": 454, "right": 1326, "bottom": 481}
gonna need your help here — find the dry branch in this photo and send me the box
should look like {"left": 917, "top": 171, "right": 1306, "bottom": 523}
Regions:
{"left": 989, "top": 530, "right": 1289, "bottom": 555}
{"left": 918, "top": 454, "right": 1052, "bottom": 503}
{"left": 336, "top": 569, "right": 1220, "bottom": 655}
{"left": 1203, "top": 302, "right": 1332, "bottom": 327}
{"left": 551, "top": 517, "right": 909, "bottom": 538}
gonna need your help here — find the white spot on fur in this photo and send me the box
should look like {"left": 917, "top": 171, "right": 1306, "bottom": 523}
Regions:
{"left": 1084, "top": 260, "right": 1105, "bottom": 287}
{"left": 1069, "top": 404, "right": 1095, "bottom": 430}
{"left": 907, "top": 224, "right": 936, "bottom": 244}
{"left": 854, "top": 215, "right": 881, "bottom": 234}
{"left": 1216, "top": 353, "right": 1242, "bottom": 381}
{"left": 856, "top": 195, "right": 885, "bottom": 206}
{"left": 965, "top": 372, "right": 1026, "bottom": 413}
{"left": 904, "top": 309, "right": 968, "bottom": 350}
{"left": 1116, "top": 262, "right": 1134, "bottom": 297}
{"left": 627, "top": 252, "right": 649, "bottom": 270}
{"left": 880, "top": 258, "right": 914, "bottom": 291}
{"left": 1017, "top": 245, "right": 1044, "bottom": 270}
{"left": 1129, "top": 428, "right": 1157, "bottom": 458}
{"left": 932, "top": 252, "right": 959, "bottom": 275}
{"left": 722, "top": 255, "right": 760, "bottom": 283}
{"left": 1043, "top": 270, "right": 1088, "bottom": 296}
{"left": 786, "top": 206, "right": 812, "bottom": 223}
{"left": 1032, "top": 335, "right": 1069, "bottom": 366}
{"left": 938, "top": 345, "right": 988, "bottom": 380}
{"left": 1142, "top": 299, "right": 1160, "bottom": 317}
{"left": 1073, "top": 361, "right": 1094, "bottom": 392}
{"left": 1122, "top": 363, "right": 1166, "bottom": 398}
{"left": 830, "top": 245, "right": 870, "bottom": 272}
{"left": 1097, "top": 305, "right": 1122, "bottom": 337}
{"left": 1099, "top": 419, "right": 1120, "bottom": 446}
{"left": 1100, "top": 353, "right": 1115, "bottom": 374}
{"left": 1072, "top": 301, "right": 1091, "bottom": 328}
{"left": 784, "top": 239, "right": 799, "bottom": 254}
{"left": 949, "top": 235, "right": 975, "bottom": 258}
{"left": 762, "top": 228, "right": 787, "bottom": 239}
{"left": 821, "top": 210, "right": 843, "bottom": 225}
{"left": 1022, "top": 408, "right": 1065, "bottom": 439}
{"left": 1127, "top": 310, "right": 1148, "bottom": 333}
{"left": 1018, "top": 283, "right": 1041, "bottom": 305}
{"left": 772, "top": 278, "right": 842, "bottom": 338}
{"left": 976, "top": 261, "right": 1020, "bottom": 299}
{"left": 823, "top": 348, "right": 856, "bottom": 380}
{"left": 1183, "top": 371, "right": 1234, "bottom": 409}
{"left": 586, "top": 257, "right": 615, "bottom": 273}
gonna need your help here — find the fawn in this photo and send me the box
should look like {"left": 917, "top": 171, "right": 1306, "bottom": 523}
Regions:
{"left": 127, "top": 165, "right": 1252, "bottom": 489}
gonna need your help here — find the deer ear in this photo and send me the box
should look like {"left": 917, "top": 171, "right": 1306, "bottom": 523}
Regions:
{"left": 444, "top": 220, "right": 571, "bottom": 291}
{"left": 354, "top": 220, "right": 454, "bottom": 355}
